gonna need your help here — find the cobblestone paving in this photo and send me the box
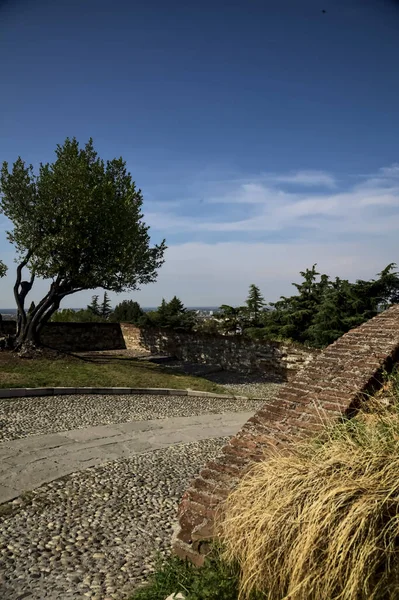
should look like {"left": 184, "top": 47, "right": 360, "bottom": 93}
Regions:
{"left": 0, "top": 437, "right": 229, "bottom": 600}
{"left": 0, "top": 394, "right": 266, "bottom": 442}
{"left": 0, "top": 383, "right": 282, "bottom": 599}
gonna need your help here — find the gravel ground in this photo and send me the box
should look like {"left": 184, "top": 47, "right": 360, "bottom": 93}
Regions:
{"left": 157, "top": 359, "right": 284, "bottom": 400}
{"left": 0, "top": 437, "right": 229, "bottom": 600}
{"left": 0, "top": 394, "right": 266, "bottom": 443}
{"left": 204, "top": 372, "right": 283, "bottom": 399}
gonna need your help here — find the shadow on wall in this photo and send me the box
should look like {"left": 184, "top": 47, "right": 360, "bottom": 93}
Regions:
{"left": 0, "top": 321, "right": 16, "bottom": 336}
{"left": 42, "top": 323, "right": 127, "bottom": 352}
{"left": 136, "top": 327, "right": 319, "bottom": 383}
{"left": 0, "top": 321, "right": 127, "bottom": 352}
{"left": 1, "top": 320, "right": 318, "bottom": 383}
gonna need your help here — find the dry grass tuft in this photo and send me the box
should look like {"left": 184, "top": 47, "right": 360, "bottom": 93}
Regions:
{"left": 218, "top": 385, "right": 399, "bottom": 600}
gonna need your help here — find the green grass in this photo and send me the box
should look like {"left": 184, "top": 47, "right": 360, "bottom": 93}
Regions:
{"left": 130, "top": 548, "right": 265, "bottom": 600}
{"left": 0, "top": 351, "right": 226, "bottom": 394}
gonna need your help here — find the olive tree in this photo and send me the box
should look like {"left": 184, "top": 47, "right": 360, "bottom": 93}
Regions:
{"left": 0, "top": 137, "right": 166, "bottom": 351}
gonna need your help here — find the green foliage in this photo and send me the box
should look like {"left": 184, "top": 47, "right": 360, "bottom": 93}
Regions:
{"left": 0, "top": 259, "right": 7, "bottom": 278}
{"left": 100, "top": 291, "right": 112, "bottom": 320}
{"left": 259, "top": 263, "right": 399, "bottom": 348}
{"left": 0, "top": 137, "right": 166, "bottom": 291}
{"left": 112, "top": 299, "right": 144, "bottom": 323}
{"left": 50, "top": 309, "right": 78, "bottom": 322}
{"left": 305, "top": 263, "right": 399, "bottom": 347}
{"left": 144, "top": 297, "right": 197, "bottom": 331}
{"left": 51, "top": 293, "right": 113, "bottom": 323}
{"left": 194, "top": 318, "right": 221, "bottom": 335}
{"left": 263, "top": 265, "right": 330, "bottom": 344}
{"left": 51, "top": 307, "right": 104, "bottom": 322}
{"left": 0, "top": 137, "right": 166, "bottom": 347}
{"left": 87, "top": 295, "right": 101, "bottom": 317}
{"left": 246, "top": 284, "right": 265, "bottom": 325}
{"left": 218, "top": 304, "right": 248, "bottom": 335}
{"left": 130, "top": 549, "right": 264, "bottom": 600}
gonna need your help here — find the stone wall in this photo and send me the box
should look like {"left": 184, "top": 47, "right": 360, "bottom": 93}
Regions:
{"left": 0, "top": 320, "right": 16, "bottom": 336}
{"left": 0, "top": 321, "right": 126, "bottom": 352}
{"left": 121, "top": 324, "right": 318, "bottom": 382}
{"left": 173, "top": 304, "right": 399, "bottom": 565}
{"left": 1, "top": 320, "right": 317, "bottom": 380}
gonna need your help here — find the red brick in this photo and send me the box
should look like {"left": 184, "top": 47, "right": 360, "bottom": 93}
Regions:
{"left": 174, "top": 305, "right": 399, "bottom": 564}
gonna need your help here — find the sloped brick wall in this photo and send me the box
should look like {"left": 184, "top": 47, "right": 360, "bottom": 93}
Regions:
{"left": 173, "top": 304, "right": 399, "bottom": 565}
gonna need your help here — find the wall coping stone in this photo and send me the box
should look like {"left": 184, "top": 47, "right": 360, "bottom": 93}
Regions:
{"left": 0, "top": 386, "right": 256, "bottom": 400}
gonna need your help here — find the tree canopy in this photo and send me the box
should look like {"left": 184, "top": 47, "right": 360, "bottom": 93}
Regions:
{"left": 143, "top": 296, "right": 196, "bottom": 331}
{"left": 0, "top": 259, "right": 6, "bottom": 278}
{"left": 260, "top": 263, "right": 399, "bottom": 347}
{"left": 112, "top": 299, "right": 144, "bottom": 324}
{"left": 246, "top": 284, "right": 266, "bottom": 325}
{"left": 0, "top": 137, "right": 166, "bottom": 350}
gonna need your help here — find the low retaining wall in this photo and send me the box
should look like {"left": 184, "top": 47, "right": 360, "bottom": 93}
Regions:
{"left": 173, "top": 304, "right": 399, "bottom": 565}
{"left": 121, "top": 324, "right": 319, "bottom": 381}
{"left": 1, "top": 320, "right": 317, "bottom": 380}
{"left": 41, "top": 323, "right": 126, "bottom": 351}
{"left": 0, "top": 320, "right": 16, "bottom": 336}
{"left": 0, "top": 321, "right": 126, "bottom": 351}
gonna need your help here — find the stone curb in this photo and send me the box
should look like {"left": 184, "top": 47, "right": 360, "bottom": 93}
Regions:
{"left": 0, "top": 386, "right": 257, "bottom": 401}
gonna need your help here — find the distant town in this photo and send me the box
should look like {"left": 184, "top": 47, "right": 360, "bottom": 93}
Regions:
{"left": 0, "top": 307, "right": 219, "bottom": 320}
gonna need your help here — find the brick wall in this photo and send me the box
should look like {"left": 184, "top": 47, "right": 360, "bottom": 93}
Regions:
{"left": 173, "top": 304, "right": 399, "bottom": 565}
{"left": 121, "top": 324, "right": 318, "bottom": 382}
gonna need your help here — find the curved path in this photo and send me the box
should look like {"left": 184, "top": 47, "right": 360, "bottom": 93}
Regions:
{"left": 0, "top": 411, "right": 254, "bottom": 505}
{"left": 0, "top": 391, "right": 272, "bottom": 600}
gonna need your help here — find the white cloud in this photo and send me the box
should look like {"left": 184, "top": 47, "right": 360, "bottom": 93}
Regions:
{"left": 112, "top": 240, "right": 399, "bottom": 306}
{"left": 1, "top": 164, "right": 399, "bottom": 308}
{"left": 146, "top": 169, "right": 399, "bottom": 236}
{"left": 379, "top": 164, "right": 399, "bottom": 177}
{"left": 264, "top": 170, "right": 337, "bottom": 188}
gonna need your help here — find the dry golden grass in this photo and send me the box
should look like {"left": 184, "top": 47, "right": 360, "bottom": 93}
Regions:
{"left": 217, "top": 372, "right": 399, "bottom": 600}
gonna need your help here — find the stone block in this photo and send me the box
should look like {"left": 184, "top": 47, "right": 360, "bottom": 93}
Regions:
{"left": 0, "top": 388, "right": 28, "bottom": 398}
{"left": 74, "top": 387, "right": 96, "bottom": 394}
{"left": 24, "top": 388, "right": 54, "bottom": 397}
{"left": 53, "top": 387, "right": 77, "bottom": 395}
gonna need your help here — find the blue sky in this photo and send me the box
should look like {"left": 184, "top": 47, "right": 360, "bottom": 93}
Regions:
{"left": 1, "top": 0, "right": 399, "bottom": 307}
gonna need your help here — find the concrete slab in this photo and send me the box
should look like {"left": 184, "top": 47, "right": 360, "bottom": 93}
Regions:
{"left": 24, "top": 388, "right": 54, "bottom": 396}
{"left": 62, "top": 424, "right": 123, "bottom": 442}
{"left": 0, "top": 411, "right": 253, "bottom": 504}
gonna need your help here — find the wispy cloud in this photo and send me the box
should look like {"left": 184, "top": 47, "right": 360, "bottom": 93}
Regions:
{"left": 379, "top": 164, "right": 399, "bottom": 177}
{"left": 1, "top": 164, "right": 398, "bottom": 308}
{"left": 263, "top": 170, "right": 337, "bottom": 188}
{"left": 145, "top": 163, "right": 399, "bottom": 239}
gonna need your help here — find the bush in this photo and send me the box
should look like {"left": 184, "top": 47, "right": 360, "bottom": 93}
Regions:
{"left": 51, "top": 308, "right": 105, "bottom": 322}
{"left": 112, "top": 300, "right": 144, "bottom": 324}
{"left": 141, "top": 297, "right": 197, "bottom": 332}
{"left": 218, "top": 378, "right": 399, "bottom": 600}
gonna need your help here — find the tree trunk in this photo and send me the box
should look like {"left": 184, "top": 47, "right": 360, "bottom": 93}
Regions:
{"left": 14, "top": 290, "right": 60, "bottom": 355}
{"left": 12, "top": 266, "right": 80, "bottom": 355}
